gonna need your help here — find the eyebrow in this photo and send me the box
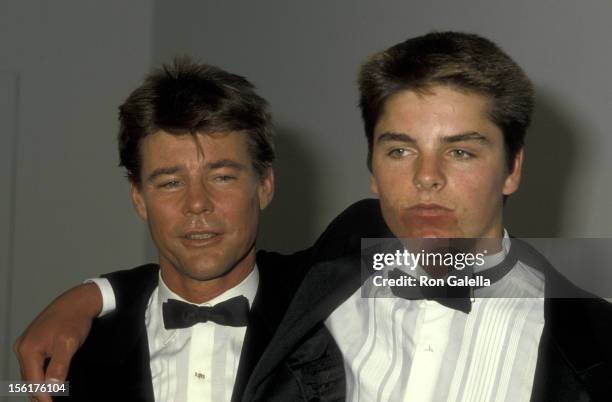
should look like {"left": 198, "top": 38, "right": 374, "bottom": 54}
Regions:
{"left": 376, "top": 132, "right": 417, "bottom": 144}
{"left": 442, "top": 131, "right": 491, "bottom": 145}
{"left": 206, "top": 159, "right": 247, "bottom": 171}
{"left": 146, "top": 159, "right": 246, "bottom": 183}
{"left": 376, "top": 131, "right": 491, "bottom": 145}
{"left": 147, "top": 166, "right": 181, "bottom": 182}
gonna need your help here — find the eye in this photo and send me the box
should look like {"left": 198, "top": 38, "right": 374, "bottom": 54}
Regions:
{"left": 159, "top": 180, "right": 181, "bottom": 189}
{"left": 388, "top": 148, "right": 410, "bottom": 159}
{"left": 214, "top": 175, "right": 236, "bottom": 183}
{"left": 450, "top": 149, "right": 475, "bottom": 160}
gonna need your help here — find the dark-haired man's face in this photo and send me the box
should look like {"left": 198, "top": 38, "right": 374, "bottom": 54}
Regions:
{"left": 130, "top": 131, "right": 273, "bottom": 298}
{"left": 370, "top": 85, "right": 523, "bottom": 239}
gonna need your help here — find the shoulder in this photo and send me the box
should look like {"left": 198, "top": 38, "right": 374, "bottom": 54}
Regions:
{"left": 256, "top": 249, "right": 313, "bottom": 294}
{"left": 256, "top": 198, "right": 387, "bottom": 275}
{"left": 309, "top": 198, "right": 390, "bottom": 263}
{"left": 319, "top": 198, "right": 385, "bottom": 239}
{"left": 101, "top": 263, "right": 159, "bottom": 307}
{"left": 69, "top": 265, "right": 157, "bottom": 376}
{"left": 101, "top": 263, "right": 159, "bottom": 285}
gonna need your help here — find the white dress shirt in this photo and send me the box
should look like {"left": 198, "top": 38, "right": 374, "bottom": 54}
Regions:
{"left": 325, "top": 232, "right": 546, "bottom": 402}
{"left": 91, "top": 266, "right": 258, "bottom": 402}
{"left": 92, "top": 233, "right": 545, "bottom": 401}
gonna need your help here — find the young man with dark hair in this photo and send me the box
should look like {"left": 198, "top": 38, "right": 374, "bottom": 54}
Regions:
{"left": 15, "top": 32, "right": 612, "bottom": 401}
{"left": 359, "top": 31, "right": 533, "bottom": 173}
{"left": 358, "top": 31, "right": 531, "bottom": 241}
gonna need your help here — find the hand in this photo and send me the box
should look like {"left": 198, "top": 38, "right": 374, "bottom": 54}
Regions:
{"left": 13, "top": 283, "right": 102, "bottom": 402}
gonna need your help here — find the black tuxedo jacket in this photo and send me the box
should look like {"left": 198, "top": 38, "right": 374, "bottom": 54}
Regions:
{"left": 63, "top": 250, "right": 346, "bottom": 401}
{"left": 266, "top": 199, "right": 612, "bottom": 402}
{"left": 66, "top": 199, "right": 612, "bottom": 401}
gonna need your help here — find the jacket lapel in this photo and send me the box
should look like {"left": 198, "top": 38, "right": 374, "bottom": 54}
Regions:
{"left": 241, "top": 227, "right": 612, "bottom": 402}
{"left": 231, "top": 291, "right": 275, "bottom": 402}
{"left": 232, "top": 254, "right": 308, "bottom": 402}
{"left": 244, "top": 251, "right": 361, "bottom": 396}
{"left": 511, "top": 239, "right": 611, "bottom": 401}
{"left": 240, "top": 202, "right": 392, "bottom": 396}
{"left": 532, "top": 297, "right": 609, "bottom": 401}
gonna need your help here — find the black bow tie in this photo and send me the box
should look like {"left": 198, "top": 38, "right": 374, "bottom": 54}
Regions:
{"left": 162, "top": 296, "right": 250, "bottom": 330}
{"left": 387, "top": 244, "right": 519, "bottom": 314}
{"left": 388, "top": 268, "right": 473, "bottom": 313}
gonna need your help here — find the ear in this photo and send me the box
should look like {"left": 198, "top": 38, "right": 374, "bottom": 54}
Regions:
{"left": 130, "top": 182, "right": 148, "bottom": 220}
{"left": 370, "top": 173, "right": 380, "bottom": 195}
{"left": 503, "top": 148, "right": 524, "bottom": 195}
{"left": 257, "top": 166, "right": 275, "bottom": 211}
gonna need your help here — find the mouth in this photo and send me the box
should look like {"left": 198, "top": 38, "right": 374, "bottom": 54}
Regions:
{"left": 400, "top": 203, "right": 458, "bottom": 237}
{"left": 180, "top": 231, "right": 222, "bottom": 246}
{"left": 407, "top": 203, "right": 453, "bottom": 217}
{"left": 185, "top": 233, "right": 217, "bottom": 240}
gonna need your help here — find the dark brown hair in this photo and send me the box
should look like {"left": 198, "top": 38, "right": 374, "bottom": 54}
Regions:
{"left": 359, "top": 31, "right": 534, "bottom": 171}
{"left": 118, "top": 57, "right": 274, "bottom": 184}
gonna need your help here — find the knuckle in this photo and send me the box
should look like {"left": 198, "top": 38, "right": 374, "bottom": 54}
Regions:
{"left": 58, "top": 333, "right": 79, "bottom": 351}
{"left": 13, "top": 338, "right": 29, "bottom": 357}
{"left": 12, "top": 337, "right": 21, "bottom": 355}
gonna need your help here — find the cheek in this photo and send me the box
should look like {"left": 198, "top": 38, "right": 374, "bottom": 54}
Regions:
{"left": 374, "top": 165, "right": 411, "bottom": 200}
{"left": 450, "top": 169, "right": 505, "bottom": 213}
{"left": 146, "top": 197, "right": 181, "bottom": 232}
{"left": 148, "top": 210, "right": 173, "bottom": 238}
{"left": 216, "top": 190, "right": 260, "bottom": 233}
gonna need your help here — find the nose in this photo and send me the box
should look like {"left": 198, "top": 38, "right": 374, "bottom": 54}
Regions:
{"left": 184, "top": 180, "right": 214, "bottom": 215}
{"left": 413, "top": 153, "right": 446, "bottom": 191}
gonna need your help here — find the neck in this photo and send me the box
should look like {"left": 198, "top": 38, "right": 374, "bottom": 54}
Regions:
{"left": 481, "top": 225, "right": 506, "bottom": 254}
{"left": 160, "top": 248, "right": 256, "bottom": 304}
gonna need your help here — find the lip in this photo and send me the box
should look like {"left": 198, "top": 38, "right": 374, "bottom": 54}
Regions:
{"left": 406, "top": 203, "right": 453, "bottom": 217}
{"left": 179, "top": 230, "right": 223, "bottom": 247}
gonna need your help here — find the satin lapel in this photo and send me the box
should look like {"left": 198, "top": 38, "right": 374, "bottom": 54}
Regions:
{"left": 244, "top": 252, "right": 362, "bottom": 395}
{"left": 235, "top": 200, "right": 392, "bottom": 398}
{"left": 531, "top": 302, "right": 583, "bottom": 402}
{"left": 531, "top": 298, "right": 605, "bottom": 402}
{"left": 511, "top": 239, "right": 610, "bottom": 401}
{"left": 231, "top": 298, "right": 274, "bottom": 402}
{"left": 232, "top": 260, "right": 295, "bottom": 402}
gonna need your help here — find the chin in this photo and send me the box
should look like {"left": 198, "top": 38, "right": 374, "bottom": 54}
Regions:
{"left": 182, "top": 271, "right": 218, "bottom": 282}
{"left": 179, "top": 264, "right": 230, "bottom": 282}
{"left": 413, "top": 230, "right": 448, "bottom": 238}
{"left": 395, "top": 227, "right": 460, "bottom": 239}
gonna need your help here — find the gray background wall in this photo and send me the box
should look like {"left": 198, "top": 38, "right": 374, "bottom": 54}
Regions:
{"left": 2, "top": 0, "right": 611, "bottom": 386}
{"left": 0, "top": 0, "right": 155, "bottom": 389}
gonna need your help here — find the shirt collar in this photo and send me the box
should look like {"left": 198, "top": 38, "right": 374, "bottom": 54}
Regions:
{"left": 156, "top": 265, "right": 259, "bottom": 343}
{"left": 158, "top": 265, "right": 259, "bottom": 308}
{"left": 395, "top": 228, "right": 512, "bottom": 277}
{"left": 473, "top": 229, "right": 511, "bottom": 272}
